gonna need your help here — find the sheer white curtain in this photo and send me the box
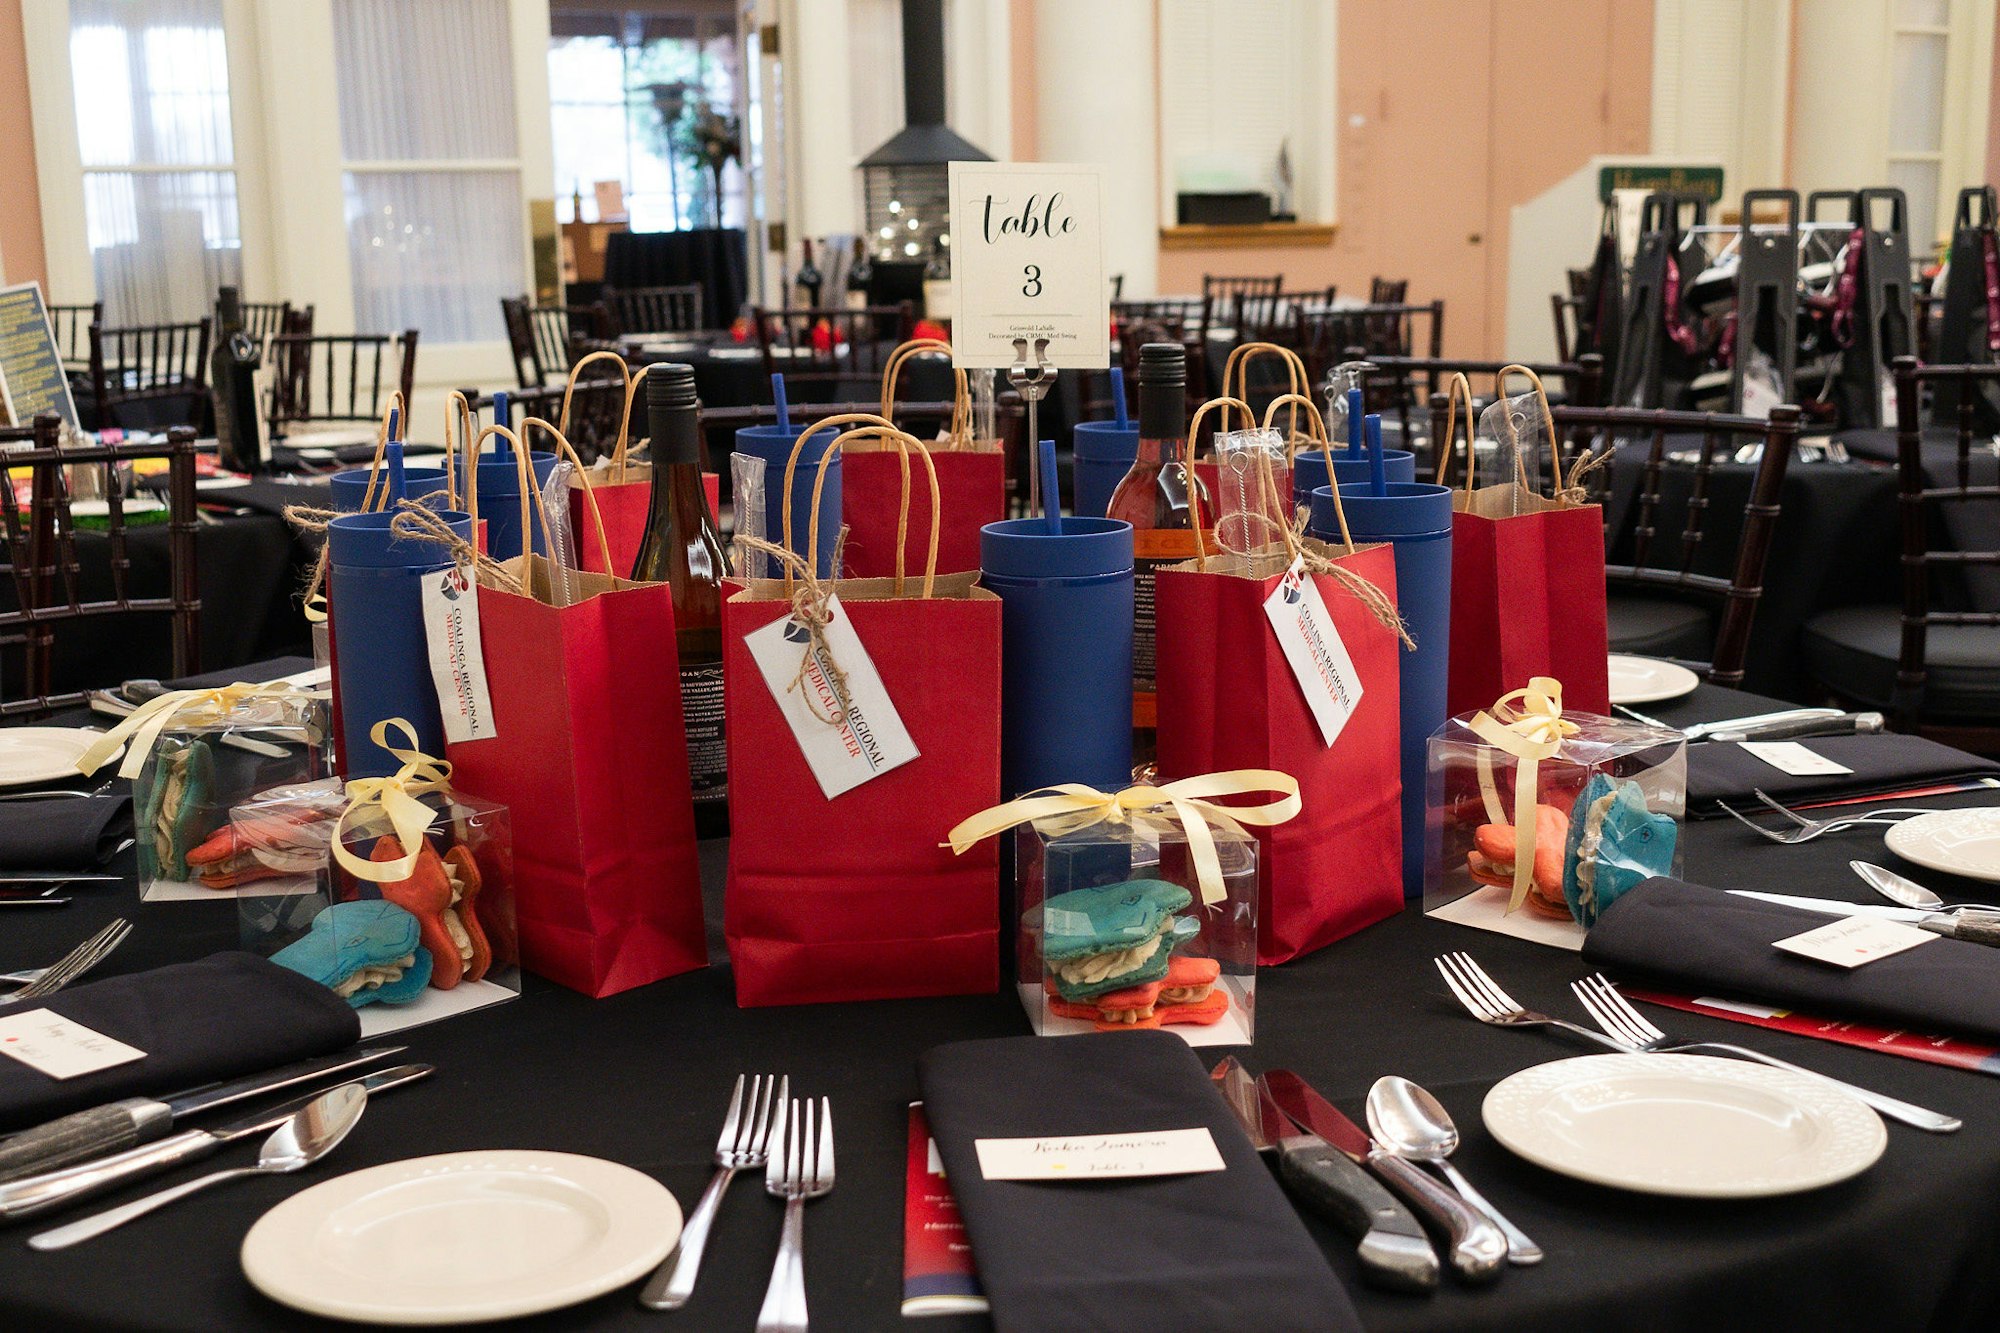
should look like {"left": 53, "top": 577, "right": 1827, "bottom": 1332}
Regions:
{"left": 68, "top": 0, "right": 242, "bottom": 325}
{"left": 333, "top": 0, "right": 524, "bottom": 345}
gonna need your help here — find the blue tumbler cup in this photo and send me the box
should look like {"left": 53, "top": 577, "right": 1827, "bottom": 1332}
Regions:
{"left": 1293, "top": 448, "right": 1416, "bottom": 511}
{"left": 1072, "top": 421, "right": 1140, "bottom": 519}
{"left": 980, "top": 517, "right": 1135, "bottom": 796}
{"left": 1311, "top": 482, "right": 1453, "bottom": 897}
{"left": 735, "top": 423, "right": 842, "bottom": 578}
{"left": 473, "top": 445, "right": 557, "bottom": 562}
{"left": 329, "top": 465, "right": 449, "bottom": 514}
{"left": 326, "top": 507, "right": 474, "bottom": 777}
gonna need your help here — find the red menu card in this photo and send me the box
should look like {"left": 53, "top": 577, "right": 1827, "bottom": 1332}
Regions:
{"left": 1627, "top": 990, "right": 2000, "bottom": 1075}
{"left": 903, "top": 1102, "right": 987, "bottom": 1317}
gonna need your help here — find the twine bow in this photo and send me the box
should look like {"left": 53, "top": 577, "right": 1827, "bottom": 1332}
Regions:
{"left": 76, "top": 681, "right": 328, "bottom": 780}
{"left": 945, "top": 771, "right": 1302, "bottom": 907}
{"left": 733, "top": 532, "right": 855, "bottom": 727}
{"left": 330, "top": 719, "right": 454, "bottom": 882}
{"left": 1466, "top": 678, "right": 1579, "bottom": 913}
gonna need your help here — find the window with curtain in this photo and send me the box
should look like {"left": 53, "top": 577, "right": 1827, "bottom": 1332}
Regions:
{"left": 332, "top": 0, "right": 525, "bottom": 344}
{"left": 67, "top": 0, "right": 242, "bottom": 326}
{"left": 547, "top": 2, "right": 744, "bottom": 232}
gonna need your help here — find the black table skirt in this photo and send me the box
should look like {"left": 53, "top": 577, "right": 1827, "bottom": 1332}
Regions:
{"left": 3, "top": 681, "right": 2000, "bottom": 1330}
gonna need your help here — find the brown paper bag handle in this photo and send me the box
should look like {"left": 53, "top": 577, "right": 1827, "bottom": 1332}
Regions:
{"left": 1222, "top": 341, "right": 1306, "bottom": 440}
{"left": 352, "top": 391, "right": 410, "bottom": 514}
{"left": 443, "top": 390, "right": 476, "bottom": 511}
{"left": 776, "top": 410, "right": 898, "bottom": 585}
{"left": 561, "top": 349, "right": 636, "bottom": 480}
{"left": 1184, "top": 396, "right": 1252, "bottom": 571}
{"left": 1256, "top": 392, "right": 1326, "bottom": 464}
{"left": 1493, "top": 364, "right": 1562, "bottom": 496}
{"left": 1433, "top": 372, "right": 1479, "bottom": 492}
{"left": 519, "top": 417, "right": 615, "bottom": 575}
{"left": 879, "top": 338, "right": 971, "bottom": 448}
{"left": 800, "top": 425, "right": 941, "bottom": 598}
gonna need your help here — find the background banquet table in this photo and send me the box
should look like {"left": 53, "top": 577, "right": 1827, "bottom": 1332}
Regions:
{"left": 0, "top": 680, "right": 1997, "bottom": 1330}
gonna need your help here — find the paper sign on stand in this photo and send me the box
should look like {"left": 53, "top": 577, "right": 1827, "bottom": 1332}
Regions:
{"left": 947, "top": 162, "right": 1108, "bottom": 370}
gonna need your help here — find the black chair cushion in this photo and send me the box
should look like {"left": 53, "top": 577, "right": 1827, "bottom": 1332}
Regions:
{"left": 1802, "top": 604, "right": 2000, "bottom": 721}
{"left": 1608, "top": 594, "right": 1713, "bottom": 658}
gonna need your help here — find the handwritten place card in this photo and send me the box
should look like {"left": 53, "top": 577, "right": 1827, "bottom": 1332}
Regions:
{"left": 974, "top": 1128, "right": 1224, "bottom": 1181}
{"left": 947, "top": 162, "right": 1108, "bottom": 370}
{"left": 1739, "top": 740, "right": 1853, "bottom": 777}
{"left": 1775, "top": 915, "right": 1936, "bottom": 969}
{"left": 0, "top": 1009, "right": 146, "bottom": 1080}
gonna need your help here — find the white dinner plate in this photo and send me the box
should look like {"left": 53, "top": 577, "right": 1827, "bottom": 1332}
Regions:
{"left": 242, "top": 1151, "right": 681, "bottom": 1325}
{"left": 0, "top": 728, "right": 120, "bottom": 787}
{"left": 1884, "top": 807, "right": 2000, "bottom": 884}
{"left": 1607, "top": 654, "right": 1700, "bottom": 705}
{"left": 1482, "top": 1053, "right": 1885, "bottom": 1198}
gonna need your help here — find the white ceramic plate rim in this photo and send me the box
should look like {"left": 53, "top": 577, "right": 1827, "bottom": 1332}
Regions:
{"left": 0, "top": 728, "right": 121, "bottom": 787}
{"left": 1884, "top": 807, "right": 2000, "bottom": 884}
{"left": 1482, "top": 1053, "right": 1886, "bottom": 1198}
{"left": 241, "top": 1150, "right": 681, "bottom": 1326}
{"left": 1606, "top": 654, "right": 1700, "bottom": 705}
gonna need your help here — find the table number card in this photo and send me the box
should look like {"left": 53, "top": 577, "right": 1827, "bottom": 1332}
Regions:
{"left": 947, "top": 162, "right": 1108, "bottom": 370}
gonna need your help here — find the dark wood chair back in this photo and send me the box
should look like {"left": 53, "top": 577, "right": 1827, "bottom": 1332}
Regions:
{"left": 500, "top": 296, "right": 537, "bottom": 388}
{"left": 1202, "top": 274, "right": 1283, "bottom": 312}
{"left": 1552, "top": 292, "right": 1583, "bottom": 363}
{"left": 606, "top": 284, "right": 705, "bottom": 336}
{"left": 1542, "top": 401, "right": 1802, "bottom": 687}
{"left": 48, "top": 302, "right": 101, "bottom": 371}
{"left": 1111, "top": 297, "right": 1213, "bottom": 404}
{"left": 266, "top": 332, "right": 419, "bottom": 437}
{"left": 224, "top": 299, "right": 296, "bottom": 345}
{"left": 1297, "top": 300, "right": 1445, "bottom": 385}
{"left": 0, "top": 414, "right": 199, "bottom": 714}
{"left": 490, "top": 376, "right": 631, "bottom": 464}
{"left": 750, "top": 305, "right": 914, "bottom": 384}
{"left": 1370, "top": 277, "right": 1409, "bottom": 305}
{"left": 1886, "top": 355, "right": 2000, "bottom": 733}
{"left": 87, "top": 320, "right": 212, "bottom": 430}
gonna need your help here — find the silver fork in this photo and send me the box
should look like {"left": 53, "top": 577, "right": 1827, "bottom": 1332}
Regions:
{"left": 1, "top": 919, "right": 132, "bottom": 1005}
{"left": 639, "top": 1073, "right": 785, "bottom": 1310}
{"left": 1716, "top": 802, "right": 1920, "bottom": 845}
{"left": 757, "top": 1097, "right": 834, "bottom": 1333}
{"left": 1569, "top": 973, "right": 1961, "bottom": 1133}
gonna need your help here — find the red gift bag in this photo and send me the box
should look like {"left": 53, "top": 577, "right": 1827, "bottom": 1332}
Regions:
{"left": 1436, "top": 369, "right": 1609, "bottom": 716}
{"left": 724, "top": 423, "right": 1003, "bottom": 1006}
{"left": 559, "top": 355, "right": 721, "bottom": 577}
{"left": 442, "top": 427, "right": 707, "bottom": 996}
{"left": 842, "top": 339, "right": 1006, "bottom": 579}
{"left": 1156, "top": 438, "right": 1407, "bottom": 963}
{"left": 1192, "top": 342, "right": 1311, "bottom": 504}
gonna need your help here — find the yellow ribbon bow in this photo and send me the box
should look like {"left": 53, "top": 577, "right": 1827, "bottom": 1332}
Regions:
{"left": 329, "top": 719, "right": 455, "bottom": 882}
{"left": 1466, "top": 677, "right": 1580, "bottom": 913}
{"left": 945, "top": 770, "right": 1302, "bottom": 907}
{"left": 77, "top": 681, "right": 329, "bottom": 781}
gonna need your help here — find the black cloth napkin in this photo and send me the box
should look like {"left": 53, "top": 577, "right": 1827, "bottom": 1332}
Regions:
{"left": 1686, "top": 732, "right": 2000, "bottom": 816}
{"left": 0, "top": 796, "right": 131, "bottom": 870}
{"left": 1583, "top": 877, "right": 2000, "bottom": 1042}
{"left": 917, "top": 1032, "right": 1358, "bottom": 1333}
{"left": 0, "top": 952, "right": 360, "bottom": 1132}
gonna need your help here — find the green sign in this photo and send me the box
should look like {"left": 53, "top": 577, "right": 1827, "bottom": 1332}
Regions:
{"left": 1597, "top": 165, "right": 1724, "bottom": 205}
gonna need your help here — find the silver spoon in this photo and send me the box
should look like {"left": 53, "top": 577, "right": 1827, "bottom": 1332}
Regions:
{"left": 1366, "top": 1076, "right": 1543, "bottom": 1266}
{"left": 1853, "top": 860, "right": 2000, "bottom": 916}
{"left": 28, "top": 1082, "right": 367, "bottom": 1250}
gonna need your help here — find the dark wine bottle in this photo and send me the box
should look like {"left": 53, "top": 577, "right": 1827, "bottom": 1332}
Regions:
{"left": 633, "top": 364, "right": 732, "bottom": 838}
{"left": 846, "top": 244, "right": 874, "bottom": 311}
{"left": 797, "top": 238, "right": 824, "bottom": 307}
{"left": 210, "top": 286, "right": 265, "bottom": 473}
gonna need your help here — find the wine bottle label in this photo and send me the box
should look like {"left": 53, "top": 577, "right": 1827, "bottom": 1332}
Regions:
{"left": 1129, "top": 529, "right": 1201, "bottom": 699}
{"left": 681, "top": 661, "right": 727, "bottom": 803}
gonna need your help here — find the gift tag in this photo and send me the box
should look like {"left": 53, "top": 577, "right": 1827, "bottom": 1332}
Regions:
{"left": 1738, "top": 740, "right": 1852, "bottom": 777}
{"left": 420, "top": 565, "right": 496, "bottom": 743}
{"left": 0, "top": 1009, "right": 146, "bottom": 1080}
{"left": 973, "top": 1128, "right": 1224, "bottom": 1181}
{"left": 1774, "top": 915, "right": 1935, "bottom": 968}
{"left": 1262, "top": 557, "right": 1363, "bottom": 747}
{"left": 745, "top": 593, "right": 919, "bottom": 798}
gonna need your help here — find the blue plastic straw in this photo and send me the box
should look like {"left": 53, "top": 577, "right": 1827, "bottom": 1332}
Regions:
{"left": 385, "top": 439, "right": 406, "bottom": 504}
{"left": 1345, "top": 387, "right": 1363, "bottom": 456}
{"left": 1366, "top": 413, "right": 1387, "bottom": 497}
{"left": 1110, "top": 367, "right": 1129, "bottom": 429}
{"left": 1039, "top": 438, "right": 1061, "bottom": 534}
{"left": 492, "top": 391, "right": 511, "bottom": 448}
{"left": 385, "top": 406, "right": 400, "bottom": 443}
{"left": 772, "top": 373, "right": 792, "bottom": 434}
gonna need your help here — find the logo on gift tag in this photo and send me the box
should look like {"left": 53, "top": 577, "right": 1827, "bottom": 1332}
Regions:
{"left": 744, "top": 592, "right": 919, "bottom": 798}
{"left": 1263, "top": 558, "right": 1363, "bottom": 747}
{"left": 421, "top": 565, "right": 496, "bottom": 743}
{"left": 0, "top": 1009, "right": 146, "bottom": 1080}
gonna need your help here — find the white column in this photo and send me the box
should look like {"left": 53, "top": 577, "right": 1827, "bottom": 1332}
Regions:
{"left": 1031, "top": 0, "right": 1157, "bottom": 295}
{"left": 784, "top": 0, "right": 857, "bottom": 239}
{"left": 251, "top": 0, "right": 356, "bottom": 333}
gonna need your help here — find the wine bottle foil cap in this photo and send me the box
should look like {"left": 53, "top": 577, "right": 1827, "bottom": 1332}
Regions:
{"left": 647, "top": 363, "right": 700, "bottom": 410}
{"left": 1139, "top": 343, "right": 1185, "bottom": 385}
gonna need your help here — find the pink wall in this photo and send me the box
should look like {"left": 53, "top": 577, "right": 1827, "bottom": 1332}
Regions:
{"left": 0, "top": 0, "right": 48, "bottom": 290}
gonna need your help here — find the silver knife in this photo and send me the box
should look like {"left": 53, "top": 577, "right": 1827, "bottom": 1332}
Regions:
{"left": 0, "top": 1045, "right": 408, "bottom": 1184}
{"left": 1262, "top": 1070, "right": 1505, "bottom": 1284}
{"left": 1705, "top": 712, "right": 1884, "bottom": 743}
{"left": 1727, "top": 889, "right": 2000, "bottom": 947}
{"left": 1211, "top": 1059, "right": 1437, "bottom": 1292}
{"left": 0, "top": 1063, "right": 432, "bottom": 1221}
{"left": 1617, "top": 706, "right": 1843, "bottom": 741}
{"left": 0, "top": 874, "right": 123, "bottom": 884}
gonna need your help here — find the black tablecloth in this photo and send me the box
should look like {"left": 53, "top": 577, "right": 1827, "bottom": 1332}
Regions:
{"left": 2, "top": 680, "right": 2000, "bottom": 1330}
{"left": 602, "top": 229, "right": 748, "bottom": 332}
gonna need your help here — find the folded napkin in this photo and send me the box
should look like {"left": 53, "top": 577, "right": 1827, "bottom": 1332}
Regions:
{"left": 917, "top": 1032, "right": 1358, "bottom": 1333}
{"left": 1686, "top": 732, "right": 2000, "bottom": 816}
{"left": 0, "top": 796, "right": 131, "bottom": 871}
{"left": 1583, "top": 877, "right": 2000, "bottom": 1042}
{"left": 0, "top": 952, "right": 361, "bottom": 1132}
